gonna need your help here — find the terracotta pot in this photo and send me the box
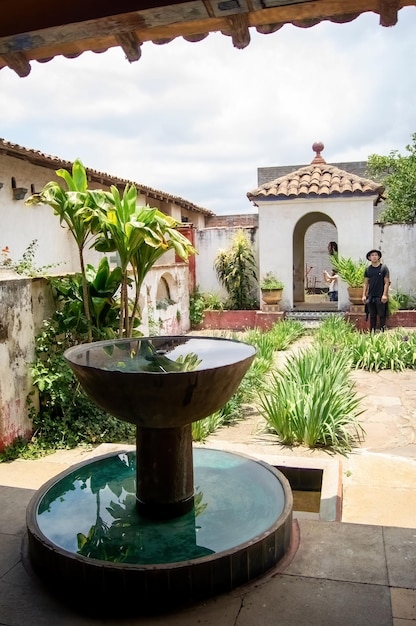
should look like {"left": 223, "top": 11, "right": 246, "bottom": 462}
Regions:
{"left": 348, "top": 287, "right": 364, "bottom": 305}
{"left": 261, "top": 288, "right": 283, "bottom": 305}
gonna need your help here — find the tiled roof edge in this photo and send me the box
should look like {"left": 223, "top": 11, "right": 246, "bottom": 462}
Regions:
{"left": 0, "top": 138, "right": 213, "bottom": 216}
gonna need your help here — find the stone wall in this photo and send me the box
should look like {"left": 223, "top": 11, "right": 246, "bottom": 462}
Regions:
{"left": 0, "top": 274, "right": 55, "bottom": 450}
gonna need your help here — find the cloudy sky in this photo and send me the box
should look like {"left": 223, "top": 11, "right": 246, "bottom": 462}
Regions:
{"left": 1, "top": 8, "right": 415, "bottom": 215}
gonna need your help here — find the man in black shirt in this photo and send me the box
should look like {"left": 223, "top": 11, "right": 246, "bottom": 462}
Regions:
{"left": 361, "top": 249, "right": 390, "bottom": 332}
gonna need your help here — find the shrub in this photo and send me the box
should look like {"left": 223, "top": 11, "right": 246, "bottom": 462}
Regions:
{"left": 258, "top": 344, "right": 364, "bottom": 453}
{"left": 214, "top": 230, "right": 258, "bottom": 310}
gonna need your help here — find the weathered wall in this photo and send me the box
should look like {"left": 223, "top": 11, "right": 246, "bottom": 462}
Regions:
{"left": 0, "top": 273, "right": 56, "bottom": 450}
{"left": 374, "top": 224, "right": 416, "bottom": 296}
{"left": 195, "top": 226, "right": 259, "bottom": 299}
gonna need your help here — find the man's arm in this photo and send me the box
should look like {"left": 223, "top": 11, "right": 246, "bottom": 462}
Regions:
{"left": 362, "top": 277, "right": 369, "bottom": 302}
{"left": 382, "top": 269, "right": 390, "bottom": 301}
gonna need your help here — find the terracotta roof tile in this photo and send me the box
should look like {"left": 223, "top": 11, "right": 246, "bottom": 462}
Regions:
{"left": 0, "top": 138, "right": 213, "bottom": 216}
{"left": 247, "top": 163, "right": 384, "bottom": 204}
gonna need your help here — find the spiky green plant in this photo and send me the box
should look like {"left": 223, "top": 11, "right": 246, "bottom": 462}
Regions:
{"left": 258, "top": 344, "right": 365, "bottom": 453}
{"left": 351, "top": 329, "right": 416, "bottom": 371}
{"left": 315, "top": 315, "right": 356, "bottom": 348}
{"left": 329, "top": 255, "right": 367, "bottom": 288}
{"left": 267, "top": 319, "right": 305, "bottom": 350}
{"left": 214, "top": 230, "right": 258, "bottom": 310}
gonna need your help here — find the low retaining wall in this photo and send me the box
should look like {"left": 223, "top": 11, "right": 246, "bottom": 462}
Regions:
{"left": 346, "top": 309, "right": 416, "bottom": 331}
{"left": 195, "top": 309, "right": 416, "bottom": 333}
{"left": 194, "top": 310, "right": 284, "bottom": 332}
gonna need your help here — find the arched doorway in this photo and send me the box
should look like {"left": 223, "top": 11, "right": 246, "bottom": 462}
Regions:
{"left": 293, "top": 212, "right": 337, "bottom": 310}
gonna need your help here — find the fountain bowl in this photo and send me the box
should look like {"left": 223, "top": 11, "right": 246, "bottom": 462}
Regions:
{"left": 64, "top": 336, "right": 256, "bottom": 428}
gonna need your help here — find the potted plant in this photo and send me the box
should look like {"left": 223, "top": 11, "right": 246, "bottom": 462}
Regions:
{"left": 260, "top": 272, "right": 284, "bottom": 305}
{"left": 330, "top": 255, "right": 366, "bottom": 304}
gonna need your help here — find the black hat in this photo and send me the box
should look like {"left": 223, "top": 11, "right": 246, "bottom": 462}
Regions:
{"left": 366, "top": 249, "right": 382, "bottom": 261}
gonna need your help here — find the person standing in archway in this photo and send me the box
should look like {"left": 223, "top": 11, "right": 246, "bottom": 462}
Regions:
{"left": 323, "top": 269, "right": 338, "bottom": 301}
{"left": 362, "top": 250, "right": 390, "bottom": 332}
{"left": 328, "top": 241, "right": 338, "bottom": 256}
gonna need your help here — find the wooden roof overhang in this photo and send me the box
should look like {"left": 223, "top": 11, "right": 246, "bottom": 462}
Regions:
{"left": 1, "top": 0, "right": 414, "bottom": 77}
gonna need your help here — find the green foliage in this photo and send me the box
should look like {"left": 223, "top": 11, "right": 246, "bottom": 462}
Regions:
{"left": 315, "top": 315, "right": 357, "bottom": 348}
{"left": 266, "top": 319, "right": 305, "bottom": 350}
{"left": 0, "top": 240, "right": 61, "bottom": 276}
{"left": 260, "top": 273, "right": 284, "bottom": 290}
{"left": 214, "top": 230, "right": 258, "bottom": 310}
{"left": 189, "top": 287, "right": 206, "bottom": 326}
{"left": 330, "top": 254, "right": 366, "bottom": 288}
{"left": 350, "top": 329, "right": 416, "bottom": 371}
{"left": 28, "top": 319, "right": 135, "bottom": 450}
{"left": 316, "top": 316, "right": 416, "bottom": 372}
{"left": 0, "top": 437, "right": 54, "bottom": 462}
{"left": 94, "top": 184, "right": 196, "bottom": 337}
{"left": 367, "top": 132, "right": 416, "bottom": 224}
{"left": 202, "top": 292, "right": 225, "bottom": 310}
{"left": 388, "top": 293, "right": 400, "bottom": 316}
{"left": 27, "top": 160, "right": 196, "bottom": 338}
{"left": 189, "top": 289, "right": 226, "bottom": 326}
{"left": 50, "top": 257, "right": 122, "bottom": 340}
{"left": 258, "top": 344, "right": 365, "bottom": 453}
{"left": 391, "top": 290, "right": 416, "bottom": 310}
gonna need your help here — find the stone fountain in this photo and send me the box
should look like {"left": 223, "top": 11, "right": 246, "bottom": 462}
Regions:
{"left": 26, "top": 336, "right": 293, "bottom": 615}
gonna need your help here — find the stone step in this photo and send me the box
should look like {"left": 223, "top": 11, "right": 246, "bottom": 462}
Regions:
{"left": 285, "top": 310, "right": 344, "bottom": 328}
{"left": 286, "top": 310, "right": 344, "bottom": 321}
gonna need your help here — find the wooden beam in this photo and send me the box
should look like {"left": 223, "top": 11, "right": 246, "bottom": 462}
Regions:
{"left": 223, "top": 14, "right": 251, "bottom": 49}
{"left": 379, "top": 0, "right": 399, "bottom": 25}
{"left": 116, "top": 31, "right": 142, "bottom": 62}
{"left": 1, "top": 51, "right": 31, "bottom": 76}
{"left": 0, "top": 0, "right": 414, "bottom": 76}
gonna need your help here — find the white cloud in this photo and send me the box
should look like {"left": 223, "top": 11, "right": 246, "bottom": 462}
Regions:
{"left": 1, "top": 8, "right": 415, "bottom": 214}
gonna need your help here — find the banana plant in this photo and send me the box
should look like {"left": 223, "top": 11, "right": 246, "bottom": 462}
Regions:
{"left": 26, "top": 159, "right": 104, "bottom": 341}
{"left": 27, "top": 159, "right": 197, "bottom": 339}
{"left": 50, "top": 257, "right": 122, "bottom": 339}
{"left": 94, "top": 185, "right": 196, "bottom": 337}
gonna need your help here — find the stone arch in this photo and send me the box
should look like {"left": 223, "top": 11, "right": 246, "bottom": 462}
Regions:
{"left": 156, "top": 272, "right": 177, "bottom": 308}
{"left": 293, "top": 211, "right": 337, "bottom": 304}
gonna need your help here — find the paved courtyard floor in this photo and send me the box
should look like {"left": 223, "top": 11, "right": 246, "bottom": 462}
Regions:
{"left": 0, "top": 336, "right": 415, "bottom": 624}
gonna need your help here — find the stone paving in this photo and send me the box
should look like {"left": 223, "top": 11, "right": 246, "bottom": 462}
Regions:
{"left": 0, "top": 335, "right": 416, "bottom": 624}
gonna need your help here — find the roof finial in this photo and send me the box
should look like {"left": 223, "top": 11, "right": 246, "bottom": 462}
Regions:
{"left": 311, "top": 141, "right": 326, "bottom": 164}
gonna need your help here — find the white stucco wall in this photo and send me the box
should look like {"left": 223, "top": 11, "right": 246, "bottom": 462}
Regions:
{"left": 374, "top": 224, "right": 416, "bottom": 297}
{"left": 195, "top": 227, "right": 259, "bottom": 300}
{"left": 257, "top": 196, "right": 376, "bottom": 310}
{"left": 0, "top": 154, "right": 103, "bottom": 273}
{"left": 1, "top": 153, "right": 203, "bottom": 275}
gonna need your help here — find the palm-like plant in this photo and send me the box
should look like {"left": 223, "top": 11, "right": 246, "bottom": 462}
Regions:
{"left": 94, "top": 185, "right": 196, "bottom": 337}
{"left": 329, "top": 254, "right": 366, "bottom": 288}
{"left": 27, "top": 160, "right": 196, "bottom": 339}
{"left": 26, "top": 159, "right": 104, "bottom": 341}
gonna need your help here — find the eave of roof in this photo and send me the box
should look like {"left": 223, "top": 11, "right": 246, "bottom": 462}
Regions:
{"left": 0, "top": 138, "right": 213, "bottom": 216}
{"left": 0, "top": 0, "right": 414, "bottom": 77}
{"left": 247, "top": 149, "right": 385, "bottom": 205}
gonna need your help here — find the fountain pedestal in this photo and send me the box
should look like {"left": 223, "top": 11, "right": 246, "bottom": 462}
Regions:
{"left": 136, "top": 424, "right": 194, "bottom": 517}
